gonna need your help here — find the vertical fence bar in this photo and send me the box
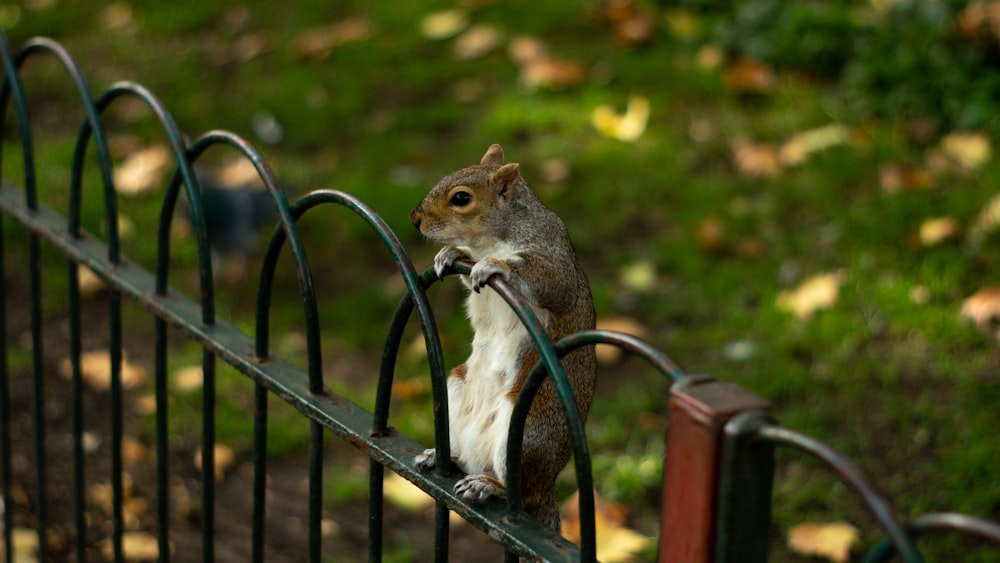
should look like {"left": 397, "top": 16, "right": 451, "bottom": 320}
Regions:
{"left": 154, "top": 316, "right": 170, "bottom": 562}
{"left": 109, "top": 289, "right": 125, "bottom": 562}
{"left": 715, "top": 410, "right": 774, "bottom": 563}
{"left": 658, "top": 376, "right": 770, "bottom": 563}
{"left": 68, "top": 262, "right": 87, "bottom": 563}
{"left": 202, "top": 349, "right": 216, "bottom": 561}
{"left": 309, "top": 422, "right": 323, "bottom": 563}
{"left": 252, "top": 383, "right": 267, "bottom": 563}
{"left": 0, "top": 215, "right": 11, "bottom": 563}
{"left": 29, "top": 234, "right": 48, "bottom": 563}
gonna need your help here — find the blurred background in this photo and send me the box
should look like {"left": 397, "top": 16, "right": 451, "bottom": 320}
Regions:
{"left": 2, "top": 0, "right": 1000, "bottom": 561}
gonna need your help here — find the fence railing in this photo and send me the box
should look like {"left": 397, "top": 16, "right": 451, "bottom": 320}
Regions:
{"left": 1, "top": 30, "right": 999, "bottom": 562}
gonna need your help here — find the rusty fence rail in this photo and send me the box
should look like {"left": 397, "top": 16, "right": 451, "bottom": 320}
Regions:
{"left": 1, "top": 31, "right": 998, "bottom": 562}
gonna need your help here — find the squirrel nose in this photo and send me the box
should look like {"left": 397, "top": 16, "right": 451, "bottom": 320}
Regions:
{"left": 409, "top": 209, "right": 421, "bottom": 230}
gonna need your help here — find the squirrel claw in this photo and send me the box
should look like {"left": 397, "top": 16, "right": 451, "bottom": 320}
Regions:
{"left": 433, "top": 246, "right": 468, "bottom": 280}
{"left": 454, "top": 474, "right": 507, "bottom": 503}
{"left": 414, "top": 448, "right": 437, "bottom": 472}
{"left": 469, "top": 258, "right": 508, "bottom": 290}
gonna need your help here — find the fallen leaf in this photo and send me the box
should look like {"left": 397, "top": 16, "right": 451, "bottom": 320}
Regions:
{"left": 383, "top": 472, "right": 434, "bottom": 511}
{"left": 917, "top": 216, "right": 960, "bottom": 247}
{"left": 539, "top": 158, "right": 571, "bottom": 185}
{"left": 100, "top": 2, "right": 139, "bottom": 34}
{"left": 215, "top": 157, "right": 265, "bottom": 188}
{"left": 776, "top": 270, "right": 847, "bottom": 320}
{"left": 9, "top": 528, "right": 40, "bottom": 562}
{"left": 194, "top": 444, "right": 236, "bottom": 482}
{"left": 618, "top": 259, "right": 657, "bottom": 292}
{"left": 391, "top": 377, "right": 428, "bottom": 400}
{"left": 453, "top": 24, "right": 502, "bottom": 60}
{"left": 122, "top": 436, "right": 149, "bottom": 465}
{"left": 723, "top": 57, "right": 776, "bottom": 95}
{"left": 787, "top": 521, "right": 859, "bottom": 563}
{"left": 937, "top": 131, "right": 992, "bottom": 173}
{"left": 969, "top": 192, "right": 1000, "bottom": 246}
{"left": 99, "top": 532, "right": 161, "bottom": 561}
{"left": 960, "top": 286, "right": 1000, "bottom": 337}
{"left": 958, "top": 2, "right": 1000, "bottom": 46}
{"left": 561, "top": 490, "right": 653, "bottom": 563}
{"left": 294, "top": 18, "right": 372, "bottom": 61}
{"left": 519, "top": 56, "right": 587, "bottom": 91}
{"left": 114, "top": 145, "right": 171, "bottom": 196}
{"left": 778, "top": 124, "right": 852, "bottom": 167}
{"left": 420, "top": 9, "right": 469, "bottom": 40}
{"left": 879, "top": 164, "right": 933, "bottom": 194}
{"left": 78, "top": 265, "right": 107, "bottom": 296}
{"left": 695, "top": 44, "right": 724, "bottom": 71}
{"left": 173, "top": 365, "right": 204, "bottom": 391}
{"left": 508, "top": 35, "right": 549, "bottom": 64}
{"left": 695, "top": 216, "right": 727, "bottom": 252}
{"left": 731, "top": 138, "right": 780, "bottom": 178}
{"left": 58, "top": 350, "right": 147, "bottom": 391}
{"left": 595, "top": 317, "right": 650, "bottom": 365}
{"left": 592, "top": 95, "right": 650, "bottom": 142}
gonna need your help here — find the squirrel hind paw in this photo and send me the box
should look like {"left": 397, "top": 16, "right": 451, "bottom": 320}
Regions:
{"left": 433, "top": 247, "right": 468, "bottom": 279}
{"left": 454, "top": 474, "right": 507, "bottom": 503}
{"left": 414, "top": 448, "right": 437, "bottom": 472}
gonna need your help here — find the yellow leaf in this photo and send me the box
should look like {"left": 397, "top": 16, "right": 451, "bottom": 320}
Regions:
{"left": 114, "top": 145, "right": 170, "bottom": 196}
{"left": 100, "top": 532, "right": 162, "bottom": 561}
{"left": 778, "top": 124, "right": 851, "bottom": 167}
{"left": 618, "top": 259, "right": 657, "bottom": 292}
{"left": 960, "top": 286, "right": 1000, "bottom": 337}
{"left": 776, "top": 270, "right": 847, "bottom": 320}
{"left": 939, "top": 131, "right": 992, "bottom": 172}
{"left": 293, "top": 18, "right": 372, "bottom": 61}
{"left": 194, "top": 444, "right": 236, "bottom": 482}
{"left": 58, "top": 350, "right": 147, "bottom": 391}
{"left": 787, "top": 521, "right": 859, "bottom": 563}
{"left": 595, "top": 317, "right": 650, "bottom": 366}
{"left": 917, "top": 216, "right": 960, "bottom": 247}
{"left": 731, "top": 138, "right": 780, "bottom": 178}
{"left": 419, "top": 9, "right": 468, "bottom": 40}
{"left": 172, "top": 365, "right": 204, "bottom": 392}
{"left": 453, "top": 25, "right": 502, "bottom": 60}
{"left": 970, "top": 192, "right": 1000, "bottom": 246}
{"left": 383, "top": 472, "right": 434, "bottom": 511}
{"left": 592, "top": 95, "right": 650, "bottom": 143}
{"left": 561, "top": 490, "right": 653, "bottom": 563}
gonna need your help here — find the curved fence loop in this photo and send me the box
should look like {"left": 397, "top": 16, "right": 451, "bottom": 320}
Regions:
{"left": 0, "top": 31, "right": 38, "bottom": 210}
{"left": 864, "top": 512, "right": 1000, "bottom": 563}
{"left": 757, "top": 425, "right": 924, "bottom": 562}
{"left": 257, "top": 189, "right": 448, "bottom": 442}
{"left": 12, "top": 37, "right": 120, "bottom": 258}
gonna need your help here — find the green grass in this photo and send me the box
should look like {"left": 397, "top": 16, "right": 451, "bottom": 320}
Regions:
{"left": 5, "top": 1, "right": 1000, "bottom": 560}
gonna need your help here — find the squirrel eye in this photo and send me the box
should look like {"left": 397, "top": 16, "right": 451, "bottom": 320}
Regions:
{"left": 449, "top": 190, "right": 473, "bottom": 207}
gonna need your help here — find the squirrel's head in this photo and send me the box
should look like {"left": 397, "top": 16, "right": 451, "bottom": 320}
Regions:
{"left": 410, "top": 144, "right": 523, "bottom": 247}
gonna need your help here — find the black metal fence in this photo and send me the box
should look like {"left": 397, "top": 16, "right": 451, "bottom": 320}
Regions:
{"left": 1, "top": 31, "right": 998, "bottom": 562}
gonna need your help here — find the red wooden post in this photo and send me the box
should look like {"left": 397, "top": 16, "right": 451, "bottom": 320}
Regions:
{"left": 658, "top": 376, "right": 771, "bottom": 563}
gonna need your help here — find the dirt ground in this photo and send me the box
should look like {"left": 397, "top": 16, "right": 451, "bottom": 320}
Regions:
{"left": 1, "top": 283, "right": 507, "bottom": 562}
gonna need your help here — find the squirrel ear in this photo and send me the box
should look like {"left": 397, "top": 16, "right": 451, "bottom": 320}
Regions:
{"left": 480, "top": 144, "right": 505, "bottom": 166}
{"left": 493, "top": 162, "right": 520, "bottom": 199}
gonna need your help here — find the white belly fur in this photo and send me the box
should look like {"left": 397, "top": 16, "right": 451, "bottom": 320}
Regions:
{"left": 448, "top": 282, "right": 549, "bottom": 485}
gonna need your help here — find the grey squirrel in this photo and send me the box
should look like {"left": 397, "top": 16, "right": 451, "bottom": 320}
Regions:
{"left": 409, "top": 144, "right": 596, "bottom": 531}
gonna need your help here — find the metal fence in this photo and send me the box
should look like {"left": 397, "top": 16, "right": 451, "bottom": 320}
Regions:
{"left": 1, "top": 31, "right": 999, "bottom": 562}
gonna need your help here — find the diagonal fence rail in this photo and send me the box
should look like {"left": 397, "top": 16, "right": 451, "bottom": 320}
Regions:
{"left": 1, "top": 31, "right": 998, "bottom": 562}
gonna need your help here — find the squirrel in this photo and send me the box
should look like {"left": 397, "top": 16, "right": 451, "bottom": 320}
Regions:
{"left": 409, "top": 144, "right": 596, "bottom": 532}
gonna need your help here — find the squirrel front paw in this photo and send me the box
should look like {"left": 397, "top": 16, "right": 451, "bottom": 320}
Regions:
{"left": 433, "top": 246, "right": 469, "bottom": 280}
{"left": 454, "top": 474, "right": 507, "bottom": 503}
{"left": 469, "top": 258, "right": 509, "bottom": 292}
